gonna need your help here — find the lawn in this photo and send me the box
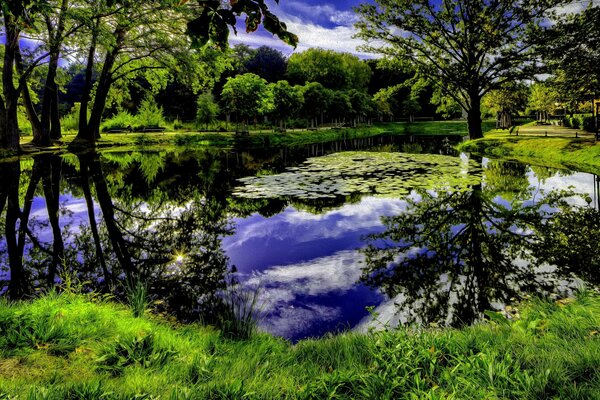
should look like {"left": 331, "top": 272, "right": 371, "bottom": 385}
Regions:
{"left": 0, "top": 291, "right": 598, "bottom": 399}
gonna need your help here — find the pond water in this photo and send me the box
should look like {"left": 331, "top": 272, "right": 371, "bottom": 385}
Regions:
{"left": 1, "top": 135, "right": 599, "bottom": 341}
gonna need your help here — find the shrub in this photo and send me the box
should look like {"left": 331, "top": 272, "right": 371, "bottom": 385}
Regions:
{"left": 582, "top": 116, "right": 596, "bottom": 132}
{"left": 570, "top": 116, "right": 580, "bottom": 129}
{"left": 61, "top": 103, "right": 81, "bottom": 132}
{"left": 101, "top": 111, "right": 136, "bottom": 132}
{"left": 137, "top": 96, "right": 164, "bottom": 128}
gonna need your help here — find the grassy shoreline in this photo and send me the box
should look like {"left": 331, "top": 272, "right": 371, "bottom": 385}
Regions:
{"left": 0, "top": 121, "right": 496, "bottom": 160}
{"left": 0, "top": 291, "right": 598, "bottom": 398}
{"left": 459, "top": 124, "right": 600, "bottom": 175}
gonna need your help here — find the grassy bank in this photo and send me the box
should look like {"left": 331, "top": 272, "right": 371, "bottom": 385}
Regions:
{"left": 459, "top": 124, "right": 600, "bottom": 175}
{"left": 0, "top": 291, "right": 598, "bottom": 399}
{"left": 10, "top": 121, "right": 493, "bottom": 157}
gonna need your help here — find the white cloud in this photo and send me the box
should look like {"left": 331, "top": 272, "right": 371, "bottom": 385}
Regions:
{"left": 225, "top": 197, "right": 407, "bottom": 249}
{"left": 229, "top": 1, "right": 374, "bottom": 57}
{"left": 241, "top": 250, "right": 368, "bottom": 338}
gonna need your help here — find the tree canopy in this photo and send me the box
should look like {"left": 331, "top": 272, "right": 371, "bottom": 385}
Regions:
{"left": 355, "top": 0, "right": 566, "bottom": 139}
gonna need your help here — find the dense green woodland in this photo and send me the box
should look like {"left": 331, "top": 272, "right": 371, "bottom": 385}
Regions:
{"left": 0, "top": 0, "right": 598, "bottom": 152}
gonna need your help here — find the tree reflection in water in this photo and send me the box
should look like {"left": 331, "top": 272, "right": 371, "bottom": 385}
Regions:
{"left": 361, "top": 160, "right": 599, "bottom": 327}
{"left": 0, "top": 151, "right": 235, "bottom": 323}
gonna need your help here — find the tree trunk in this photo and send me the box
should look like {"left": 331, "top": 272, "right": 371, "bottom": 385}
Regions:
{"left": 40, "top": 155, "right": 65, "bottom": 285}
{"left": 79, "top": 155, "right": 112, "bottom": 288}
{"left": 88, "top": 154, "right": 135, "bottom": 281}
{"left": 79, "top": 25, "right": 98, "bottom": 135}
{"left": 15, "top": 45, "right": 43, "bottom": 141}
{"left": 466, "top": 91, "right": 483, "bottom": 140}
{"left": 2, "top": 16, "right": 21, "bottom": 150}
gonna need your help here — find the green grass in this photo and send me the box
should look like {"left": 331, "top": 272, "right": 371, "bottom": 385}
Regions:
{"left": 0, "top": 291, "right": 599, "bottom": 398}
{"left": 10, "top": 121, "right": 489, "bottom": 158}
{"left": 459, "top": 125, "right": 600, "bottom": 175}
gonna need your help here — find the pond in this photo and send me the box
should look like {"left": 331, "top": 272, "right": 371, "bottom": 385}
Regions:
{"left": 1, "top": 134, "right": 599, "bottom": 341}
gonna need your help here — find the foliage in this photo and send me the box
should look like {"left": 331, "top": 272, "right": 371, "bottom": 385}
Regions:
{"left": 287, "top": 48, "right": 372, "bottom": 91}
{"left": 185, "top": 0, "right": 298, "bottom": 49}
{"left": 101, "top": 111, "right": 137, "bottom": 132}
{"left": 300, "top": 82, "right": 331, "bottom": 124}
{"left": 483, "top": 83, "right": 529, "bottom": 116}
{"left": 267, "top": 81, "right": 304, "bottom": 127}
{"left": 355, "top": 0, "right": 566, "bottom": 138}
{"left": 61, "top": 103, "right": 81, "bottom": 132}
{"left": 0, "top": 291, "right": 599, "bottom": 398}
{"left": 244, "top": 46, "right": 287, "bottom": 82}
{"left": 542, "top": 5, "right": 600, "bottom": 108}
{"left": 196, "top": 92, "right": 220, "bottom": 129}
{"left": 220, "top": 73, "right": 268, "bottom": 123}
{"left": 136, "top": 96, "right": 165, "bottom": 127}
{"left": 528, "top": 83, "right": 558, "bottom": 114}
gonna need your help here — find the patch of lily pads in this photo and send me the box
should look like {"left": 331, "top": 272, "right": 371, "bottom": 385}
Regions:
{"left": 232, "top": 152, "right": 483, "bottom": 200}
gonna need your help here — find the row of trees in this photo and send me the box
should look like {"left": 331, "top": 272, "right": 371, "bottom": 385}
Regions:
{"left": 0, "top": 0, "right": 297, "bottom": 150}
{"left": 216, "top": 74, "right": 378, "bottom": 131}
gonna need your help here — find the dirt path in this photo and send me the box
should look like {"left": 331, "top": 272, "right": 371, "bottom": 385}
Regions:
{"left": 510, "top": 123, "right": 597, "bottom": 140}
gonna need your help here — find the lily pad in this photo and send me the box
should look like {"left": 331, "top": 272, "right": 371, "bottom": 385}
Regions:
{"left": 232, "top": 152, "right": 483, "bottom": 200}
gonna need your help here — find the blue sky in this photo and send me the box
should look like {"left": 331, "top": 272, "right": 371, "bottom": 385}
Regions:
{"left": 228, "top": 0, "right": 600, "bottom": 57}
{"left": 230, "top": 0, "right": 374, "bottom": 57}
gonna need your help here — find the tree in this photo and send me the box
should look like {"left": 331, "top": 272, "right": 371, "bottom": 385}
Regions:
{"left": 528, "top": 83, "right": 557, "bottom": 122}
{"left": 267, "top": 80, "right": 303, "bottom": 130}
{"left": 0, "top": 0, "right": 51, "bottom": 150}
{"left": 220, "top": 73, "right": 267, "bottom": 130}
{"left": 300, "top": 82, "right": 331, "bottom": 128}
{"left": 196, "top": 92, "right": 220, "bottom": 130}
{"left": 355, "top": 0, "right": 565, "bottom": 139}
{"left": 245, "top": 46, "right": 287, "bottom": 83}
{"left": 373, "top": 87, "right": 399, "bottom": 121}
{"left": 542, "top": 5, "right": 600, "bottom": 131}
{"left": 348, "top": 89, "right": 375, "bottom": 126}
{"left": 287, "top": 48, "right": 372, "bottom": 91}
{"left": 483, "top": 83, "right": 529, "bottom": 127}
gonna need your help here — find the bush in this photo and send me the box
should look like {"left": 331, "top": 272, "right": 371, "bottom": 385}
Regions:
{"left": 137, "top": 96, "right": 164, "bottom": 128}
{"left": 101, "top": 111, "right": 136, "bottom": 132}
{"left": 582, "top": 116, "right": 596, "bottom": 132}
{"left": 61, "top": 103, "right": 81, "bottom": 132}
{"left": 566, "top": 114, "right": 595, "bottom": 132}
{"left": 570, "top": 116, "right": 580, "bottom": 129}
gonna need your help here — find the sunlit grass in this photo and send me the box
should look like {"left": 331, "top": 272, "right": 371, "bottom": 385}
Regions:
{"left": 0, "top": 291, "right": 598, "bottom": 398}
{"left": 460, "top": 127, "right": 600, "bottom": 174}
{"left": 11, "top": 121, "right": 496, "bottom": 159}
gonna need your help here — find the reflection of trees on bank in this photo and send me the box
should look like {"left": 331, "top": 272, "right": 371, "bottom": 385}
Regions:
{"left": 484, "top": 160, "right": 531, "bottom": 201}
{"left": 0, "top": 151, "right": 236, "bottom": 323}
{"left": 73, "top": 152, "right": 234, "bottom": 321}
{"left": 361, "top": 177, "right": 600, "bottom": 327}
{"left": 530, "top": 191, "right": 600, "bottom": 287}
{"left": 0, "top": 156, "right": 66, "bottom": 298}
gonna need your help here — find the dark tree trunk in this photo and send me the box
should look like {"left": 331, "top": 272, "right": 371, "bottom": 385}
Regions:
{"left": 88, "top": 154, "right": 135, "bottom": 281}
{"left": 2, "top": 15, "right": 21, "bottom": 150}
{"left": 79, "top": 156, "right": 112, "bottom": 289}
{"left": 15, "top": 45, "right": 43, "bottom": 141}
{"left": 40, "top": 155, "right": 65, "bottom": 285}
{"left": 467, "top": 91, "right": 483, "bottom": 140}
{"left": 77, "top": 28, "right": 125, "bottom": 143}
{"left": 78, "top": 25, "right": 98, "bottom": 136}
{"left": 40, "top": 52, "right": 61, "bottom": 143}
